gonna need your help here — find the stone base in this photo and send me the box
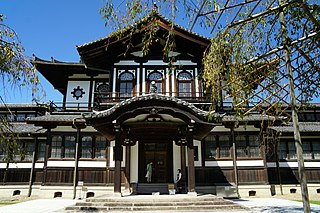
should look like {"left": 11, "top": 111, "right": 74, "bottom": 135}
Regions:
{"left": 187, "top": 191, "right": 197, "bottom": 196}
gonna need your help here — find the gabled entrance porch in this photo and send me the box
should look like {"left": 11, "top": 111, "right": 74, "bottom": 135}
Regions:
{"left": 84, "top": 94, "right": 221, "bottom": 196}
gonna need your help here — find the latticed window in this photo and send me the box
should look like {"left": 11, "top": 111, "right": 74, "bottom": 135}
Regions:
{"left": 277, "top": 142, "right": 287, "bottom": 160}
{"left": 37, "top": 142, "right": 46, "bottom": 161}
{"left": 23, "top": 142, "right": 35, "bottom": 161}
{"left": 302, "top": 142, "right": 312, "bottom": 159}
{"left": 81, "top": 136, "right": 93, "bottom": 158}
{"left": 51, "top": 136, "right": 62, "bottom": 158}
{"left": 204, "top": 135, "right": 217, "bottom": 159}
{"left": 64, "top": 136, "right": 76, "bottom": 158}
{"left": 248, "top": 135, "right": 260, "bottom": 157}
{"left": 148, "top": 71, "right": 163, "bottom": 93}
{"left": 219, "top": 135, "right": 231, "bottom": 158}
{"left": 288, "top": 142, "right": 297, "bottom": 159}
{"left": 236, "top": 135, "right": 247, "bottom": 157}
{"left": 119, "top": 72, "right": 134, "bottom": 97}
{"left": 177, "top": 72, "right": 192, "bottom": 97}
{"left": 95, "top": 136, "right": 107, "bottom": 158}
{"left": 313, "top": 142, "right": 320, "bottom": 159}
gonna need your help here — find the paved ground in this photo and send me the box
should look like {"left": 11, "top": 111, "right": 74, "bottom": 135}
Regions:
{"left": 0, "top": 197, "right": 319, "bottom": 212}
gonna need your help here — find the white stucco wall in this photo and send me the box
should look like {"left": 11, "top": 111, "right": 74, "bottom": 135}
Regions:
{"left": 66, "top": 80, "right": 91, "bottom": 109}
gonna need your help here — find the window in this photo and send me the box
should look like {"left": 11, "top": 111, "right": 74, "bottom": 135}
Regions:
{"left": 51, "top": 136, "right": 62, "bottom": 158}
{"left": 302, "top": 142, "right": 312, "bottom": 159}
{"left": 37, "top": 142, "right": 46, "bottom": 161}
{"left": 278, "top": 140, "right": 320, "bottom": 160}
{"left": 148, "top": 72, "right": 163, "bottom": 94}
{"left": 313, "top": 142, "right": 320, "bottom": 159}
{"left": 177, "top": 72, "right": 192, "bottom": 97}
{"left": 23, "top": 142, "right": 35, "bottom": 161}
{"left": 278, "top": 142, "right": 287, "bottom": 160}
{"left": 81, "top": 136, "right": 93, "bottom": 158}
{"left": 288, "top": 142, "right": 297, "bottom": 159}
{"left": 64, "top": 136, "right": 76, "bottom": 158}
{"left": 0, "top": 145, "right": 6, "bottom": 161}
{"left": 95, "top": 136, "right": 106, "bottom": 158}
{"left": 205, "top": 135, "right": 217, "bottom": 159}
{"left": 248, "top": 135, "right": 260, "bottom": 157}
{"left": 236, "top": 135, "right": 247, "bottom": 158}
{"left": 119, "top": 72, "right": 134, "bottom": 97}
{"left": 16, "top": 114, "right": 26, "bottom": 122}
{"left": 219, "top": 135, "right": 231, "bottom": 158}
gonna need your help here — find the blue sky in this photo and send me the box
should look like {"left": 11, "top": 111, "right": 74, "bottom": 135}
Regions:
{"left": 1, "top": 0, "right": 109, "bottom": 103}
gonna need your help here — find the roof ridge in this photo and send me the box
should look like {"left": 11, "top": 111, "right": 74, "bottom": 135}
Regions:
{"left": 77, "top": 10, "right": 210, "bottom": 49}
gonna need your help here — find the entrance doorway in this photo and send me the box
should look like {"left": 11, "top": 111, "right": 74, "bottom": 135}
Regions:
{"left": 139, "top": 141, "right": 173, "bottom": 183}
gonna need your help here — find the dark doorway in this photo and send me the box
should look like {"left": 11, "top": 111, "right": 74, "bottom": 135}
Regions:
{"left": 139, "top": 141, "right": 173, "bottom": 183}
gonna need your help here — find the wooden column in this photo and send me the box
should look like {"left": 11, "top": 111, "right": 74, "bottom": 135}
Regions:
{"left": 125, "top": 146, "right": 131, "bottom": 191}
{"left": 181, "top": 145, "right": 186, "bottom": 184}
{"left": 73, "top": 127, "right": 81, "bottom": 199}
{"left": 114, "top": 125, "right": 122, "bottom": 195}
{"left": 186, "top": 125, "right": 196, "bottom": 194}
{"left": 42, "top": 128, "right": 52, "bottom": 185}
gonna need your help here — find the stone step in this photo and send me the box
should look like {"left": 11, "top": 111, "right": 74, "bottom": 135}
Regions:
{"left": 65, "top": 195, "right": 248, "bottom": 212}
{"left": 74, "top": 200, "right": 236, "bottom": 207}
{"left": 66, "top": 204, "right": 245, "bottom": 212}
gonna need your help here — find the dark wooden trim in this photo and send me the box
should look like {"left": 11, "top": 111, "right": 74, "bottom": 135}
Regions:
{"left": 187, "top": 125, "right": 195, "bottom": 192}
{"left": 125, "top": 146, "right": 131, "bottom": 190}
{"left": 42, "top": 129, "right": 51, "bottom": 185}
{"left": 114, "top": 125, "right": 122, "bottom": 193}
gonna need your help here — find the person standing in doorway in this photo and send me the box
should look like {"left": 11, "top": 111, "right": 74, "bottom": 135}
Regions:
{"left": 146, "top": 161, "right": 153, "bottom": 183}
{"left": 175, "top": 169, "right": 182, "bottom": 193}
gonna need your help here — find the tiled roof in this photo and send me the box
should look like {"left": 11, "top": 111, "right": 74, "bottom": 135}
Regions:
{"left": 0, "top": 123, "right": 46, "bottom": 134}
{"left": 84, "top": 94, "right": 222, "bottom": 120}
{"left": 269, "top": 122, "right": 320, "bottom": 132}
{"left": 27, "top": 114, "right": 84, "bottom": 123}
{"left": 0, "top": 104, "right": 46, "bottom": 109}
{"left": 222, "top": 114, "right": 277, "bottom": 122}
{"left": 77, "top": 11, "right": 210, "bottom": 48}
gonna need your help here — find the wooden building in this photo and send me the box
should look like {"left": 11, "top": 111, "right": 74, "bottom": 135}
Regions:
{"left": 1, "top": 11, "right": 320, "bottom": 199}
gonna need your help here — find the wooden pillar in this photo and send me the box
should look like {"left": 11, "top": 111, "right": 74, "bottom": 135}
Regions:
{"left": 125, "top": 146, "right": 131, "bottom": 191}
{"left": 73, "top": 127, "right": 81, "bottom": 199}
{"left": 114, "top": 125, "right": 122, "bottom": 195}
{"left": 42, "top": 128, "right": 52, "bottom": 185}
{"left": 180, "top": 145, "right": 186, "bottom": 184}
{"left": 186, "top": 124, "right": 196, "bottom": 194}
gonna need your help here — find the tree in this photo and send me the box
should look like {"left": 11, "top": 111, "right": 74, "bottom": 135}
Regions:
{"left": 0, "top": 14, "right": 39, "bottom": 97}
{"left": 0, "top": 14, "right": 40, "bottom": 163}
{"left": 101, "top": 1, "right": 319, "bottom": 212}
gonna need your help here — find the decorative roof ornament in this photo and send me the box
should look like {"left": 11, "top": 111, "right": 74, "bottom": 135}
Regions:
{"left": 152, "top": 2, "right": 158, "bottom": 13}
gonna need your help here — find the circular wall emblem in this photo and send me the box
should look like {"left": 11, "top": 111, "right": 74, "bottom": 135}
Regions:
{"left": 71, "top": 86, "right": 85, "bottom": 100}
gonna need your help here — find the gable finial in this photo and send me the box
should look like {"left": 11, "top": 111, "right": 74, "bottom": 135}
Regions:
{"left": 152, "top": 2, "right": 158, "bottom": 13}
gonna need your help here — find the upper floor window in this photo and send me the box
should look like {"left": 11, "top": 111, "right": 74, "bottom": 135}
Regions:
{"left": 119, "top": 72, "right": 134, "bottom": 97}
{"left": 177, "top": 72, "right": 192, "bottom": 97}
{"left": 148, "top": 72, "right": 163, "bottom": 94}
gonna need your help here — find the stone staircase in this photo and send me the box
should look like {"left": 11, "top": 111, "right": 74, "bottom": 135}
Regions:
{"left": 65, "top": 194, "right": 248, "bottom": 212}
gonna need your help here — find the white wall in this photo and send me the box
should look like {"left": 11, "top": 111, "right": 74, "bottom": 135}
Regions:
{"left": 130, "top": 143, "right": 139, "bottom": 183}
{"left": 66, "top": 81, "right": 91, "bottom": 109}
